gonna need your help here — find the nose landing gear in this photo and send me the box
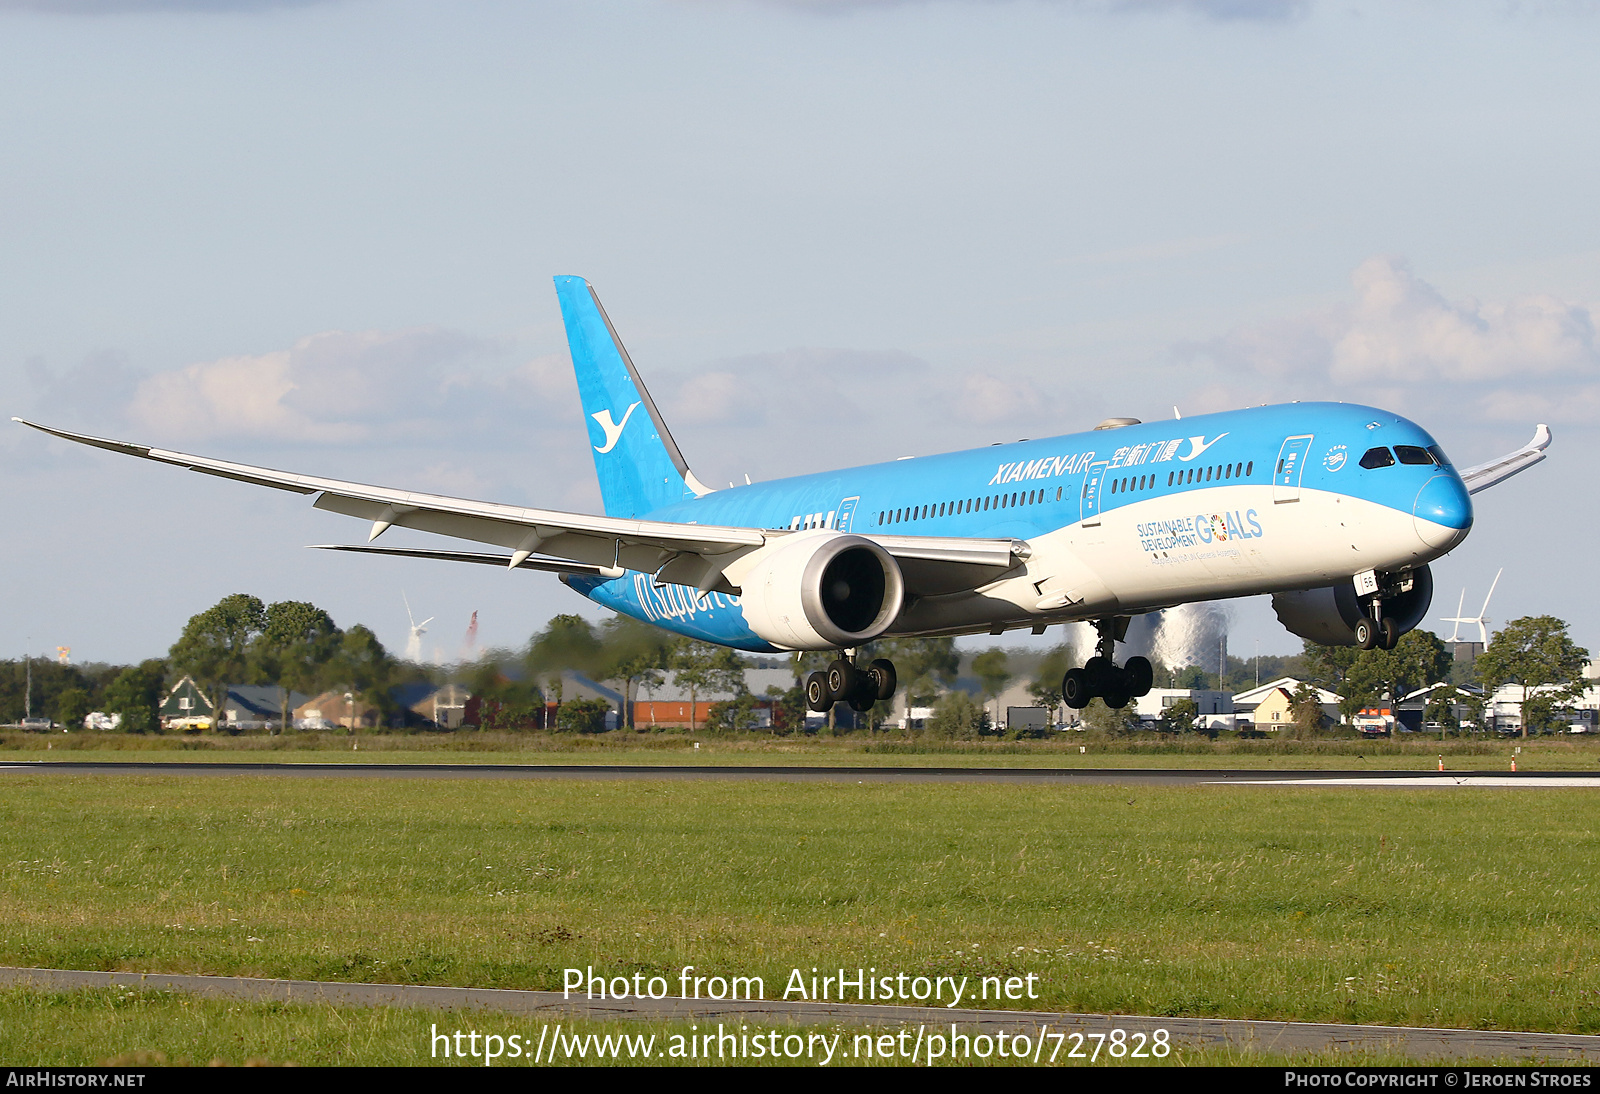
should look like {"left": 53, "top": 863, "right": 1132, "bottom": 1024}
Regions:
{"left": 1061, "top": 617, "right": 1155, "bottom": 711}
{"left": 806, "top": 656, "right": 897, "bottom": 714}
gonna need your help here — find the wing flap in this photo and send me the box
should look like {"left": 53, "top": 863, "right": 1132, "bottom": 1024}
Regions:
{"left": 14, "top": 418, "right": 767, "bottom": 564}
{"left": 16, "top": 417, "right": 1032, "bottom": 599}
{"left": 310, "top": 544, "right": 611, "bottom": 576}
{"left": 1458, "top": 424, "right": 1551, "bottom": 495}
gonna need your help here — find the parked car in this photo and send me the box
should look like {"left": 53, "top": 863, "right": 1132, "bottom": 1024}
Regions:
{"left": 19, "top": 717, "right": 54, "bottom": 732}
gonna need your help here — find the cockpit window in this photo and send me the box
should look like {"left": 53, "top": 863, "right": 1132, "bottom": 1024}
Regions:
{"left": 1394, "top": 445, "right": 1435, "bottom": 466}
{"left": 1359, "top": 447, "right": 1396, "bottom": 469}
{"left": 1427, "top": 444, "right": 1452, "bottom": 467}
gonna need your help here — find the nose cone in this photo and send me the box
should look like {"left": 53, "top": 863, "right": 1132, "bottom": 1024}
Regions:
{"left": 1414, "top": 474, "right": 1472, "bottom": 552}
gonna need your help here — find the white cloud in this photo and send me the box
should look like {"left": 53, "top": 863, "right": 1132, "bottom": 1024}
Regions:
{"left": 124, "top": 327, "right": 494, "bottom": 444}
{"left": 1185, "top": 256, "right": 1600, "bottom": 426}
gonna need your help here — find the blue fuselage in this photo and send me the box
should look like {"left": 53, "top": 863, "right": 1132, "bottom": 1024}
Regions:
{"left": 567, "top": 402, "right": 1473, "bottom": 651}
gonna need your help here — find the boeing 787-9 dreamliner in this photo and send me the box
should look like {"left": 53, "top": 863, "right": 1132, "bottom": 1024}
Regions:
{"left": 15, "top": 277, "right": 1550, "bottom": 714}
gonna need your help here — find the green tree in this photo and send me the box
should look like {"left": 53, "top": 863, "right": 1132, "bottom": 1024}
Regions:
{"left": 1155, "top": 696, "right": 1198, "bottom": 735}
{"left": 596, "top": 616, "right": 675, "bottom": 731}
{"left": 101, "top": 660, "right": 167, "bottom": 734}
{"left": 254, "top": 601, "right": 341, "bottom": 733}
{"left": 169, "top": 594, "right": 266, "bottom": 730}
{"left": 53, "top": 686, "right": 91, "bottom": 730}
{"left": 926, "top": 689, "right": 986, "bottom": 740}
{"left": 705, "top": 692, "right": 761, "bottom": 734}
{"left": 1083, "top": 698, "right": 1141, "bottom": 734}
{"left": 325, "top": 625, "right": 397, "bottom": 725}
{"left": 870, "top": 637, "right": 960, "bottom": 709}
{"left": 672, "top": 641, "right": 747, "bottom": 732}
{"left": 1302, "top": 641, "right": 1361, "bottom": 696}
{"left": 1475, "top": 617, "right": 1590, "bottom": 738}
{"left": 1287, "top": 682, "right": 1326, "bottom": 738}
{"left": 465, "top": 662, "right": 544, "bottom": 730}
{"left": 1027, "top": 643, "right": 1074, "bottom": 726}
{"left": 971, "top": 648, "right": 1012, "bottom": 726}
{"left": 1424, "top": 684, "right": 1463, "bottom": 737}
{"left": 527, "top": 614, "right": 605, "bottom": 728}
{"left": 556, "top": 696, "right": 611, "bottom": 733}
{"left": 528, "top": 614, "right": 604, "bottom": 676}
{"left": 1341, "top": 629, "right": 1452, "bottom": 728}
{"left": 765, "top": 684, "right": 805, "bottom": 736}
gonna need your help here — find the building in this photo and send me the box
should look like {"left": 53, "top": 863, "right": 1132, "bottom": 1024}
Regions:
{"left": 630, "top": 667, "right": 794, "bottom": 730}
{"left": 294, "top": 690, "right": 382, "bottom": 730}
{"left": 1483, "top": 665, "right": 1600, "bottom": 733}
{"left": 1134, "top": 688, "right": 1233, "bottom": 726}
{"left": 159, "top": 676, "right": 213, "bottom": 730}
{"left": 389, "top": 682, "right": 471, "bottom": 729}
{"left": 1231, "top": 678, "right": 1342, "bottom": 728}
{"left": 221, "top": 685, "right": 312, "bottom": 731}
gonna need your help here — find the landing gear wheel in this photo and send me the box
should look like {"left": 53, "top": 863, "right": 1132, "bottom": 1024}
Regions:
{"left": 848, "top": 697, "right": 875, "bottom": 713}
{"left": 1062, "top": 668, "right": 1091, "bottom": 710}
{"left": 1102, "top": 687, "right": 1131, "bottom": 710}
{"left": 1379, "top": 616, "right": 1399, "bottom": 651}
{"left": 867, "top": 659, "right": 897, "bottom": 701}
{"left": 1125, "top": 656, "right": 1154, "bottom": 697}
{"left": 805, "top": 671, "right": 833, "bottom": 712}
{"left": 1084, "top": 656, "right": 1114, "bottom": 694}
{"left": 827, "top": 659, "right": 858, "bottom": 699}
{"left": 1353, "top": 617, "right": 1377, "bottom": 651}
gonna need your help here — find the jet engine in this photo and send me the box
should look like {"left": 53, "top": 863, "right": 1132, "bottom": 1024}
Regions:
{"left": 1271, "top": 565, "right": 1433, "bottom": 647}
{"left": 738, "top": 532, "right": 905, "bottom": 650}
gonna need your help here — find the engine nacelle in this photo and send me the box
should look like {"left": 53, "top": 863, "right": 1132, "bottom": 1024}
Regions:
{"left": 1271, "top": 565, "right": 1433, "bottom": 647}
{"left": 737, "top": 532, "right": 905, "bottom": 650}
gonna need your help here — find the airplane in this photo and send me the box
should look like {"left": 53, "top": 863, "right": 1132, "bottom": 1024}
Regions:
{"left": 14, "top": 276, "right": 1552, "bottom": 715}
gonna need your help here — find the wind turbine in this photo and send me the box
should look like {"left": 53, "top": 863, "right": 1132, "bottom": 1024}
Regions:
{"left": 1440, "top": 568, "right": 1503, "bottom": 646}
{"left": 403, "top": 592, "right": 434, "bottom": 664}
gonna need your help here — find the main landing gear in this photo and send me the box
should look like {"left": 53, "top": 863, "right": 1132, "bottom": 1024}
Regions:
{"left": 1061, "top": 617, "right": 1154, "bottom": 711}
{"left": 806, "top": 657, "right": 897, "bottom": 714}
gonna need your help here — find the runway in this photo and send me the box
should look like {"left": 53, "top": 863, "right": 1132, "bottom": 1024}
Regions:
{"left": 2, "top": 760, "right": 1597, "bottom": 787}
{"left": 1, "top": 966, "right": 1595, "bottom": 1062}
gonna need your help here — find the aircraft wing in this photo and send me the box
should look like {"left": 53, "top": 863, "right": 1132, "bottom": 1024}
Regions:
{"left": 1457, "top": 424, "right": 1551, "bottom": 495}
{"left": 15, "top": 418, "right": 1027, "bottom": 596}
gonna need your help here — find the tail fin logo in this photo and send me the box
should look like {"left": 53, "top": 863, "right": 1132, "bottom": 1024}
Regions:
{"left": 591, "top": 402, "right": 641, "bottom": 454}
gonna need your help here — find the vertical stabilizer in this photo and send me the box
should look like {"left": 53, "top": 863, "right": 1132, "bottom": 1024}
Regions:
{"left": 553, "top": 276, "right": 712, "bottom": 518}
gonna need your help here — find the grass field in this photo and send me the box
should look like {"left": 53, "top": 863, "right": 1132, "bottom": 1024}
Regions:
{"left": 0, "top": 987, "right": 1511, "bottom": 1066}
{"left": 5, "top": 729, "right": 1599, "bottom": 770}
{"left": 1, "top": 771, "right": 1597, "bottom": 1053}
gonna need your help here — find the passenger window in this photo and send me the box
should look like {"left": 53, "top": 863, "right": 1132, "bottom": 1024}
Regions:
{"left": 1395, "top": 445, "right": 1434, "bottom": 466}
{"left": 1246, "top": 461, "right": 1253, "bottom": 476}
{"left": 1359, "top": 447, "right": 1396, "bottom": 469}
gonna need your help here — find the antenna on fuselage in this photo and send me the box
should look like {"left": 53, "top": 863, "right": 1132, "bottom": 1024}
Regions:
{"left": 1173, "top": 406, "right": 1182, "bottom": 419}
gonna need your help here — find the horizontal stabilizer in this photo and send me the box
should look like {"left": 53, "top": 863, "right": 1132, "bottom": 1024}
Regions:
{"left": 1458, "top": 424, "right": 1551, "bottom": 495}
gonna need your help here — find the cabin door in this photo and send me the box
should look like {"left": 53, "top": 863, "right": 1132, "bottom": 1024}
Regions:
{"left": 1273, "top": 435, "right": 1314, "bottom": 503}
{"left": 1080, "top": 462, "right": 1108, "bottom": 526}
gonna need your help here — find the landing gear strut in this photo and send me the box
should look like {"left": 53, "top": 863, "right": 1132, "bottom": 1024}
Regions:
{"left": 806, "top": 656, "right": 897, "bottom": 714}
{"left": 1354, "top": 570, "right": 1404, "bottom": 651}
{"left": 1061, "top": 617, "right": 1154, "bottom": 710}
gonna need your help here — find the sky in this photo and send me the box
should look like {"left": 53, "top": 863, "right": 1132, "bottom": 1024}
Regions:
{"left": 3, "top": 0, "right": 1598, "bottom": 667}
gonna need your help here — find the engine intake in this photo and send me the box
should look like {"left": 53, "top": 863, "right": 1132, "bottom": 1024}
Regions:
{"left": 739, "top": 532, "right": 905, "bottom": 650}
{"left": 1272, "top": 565, "right": 1433, "bottom": 647}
